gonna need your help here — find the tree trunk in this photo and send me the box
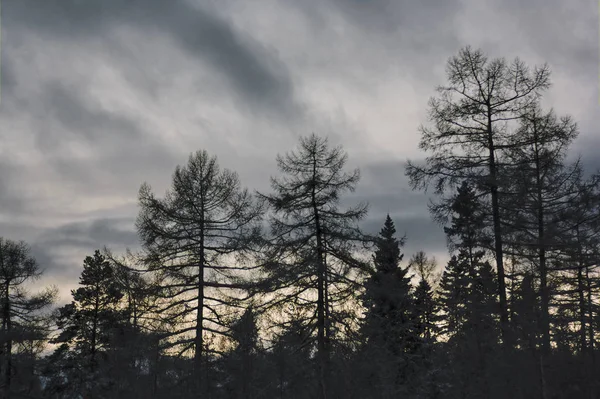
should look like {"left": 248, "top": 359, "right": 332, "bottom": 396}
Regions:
{"left": 195, "top": 222, "right": 205, "bottom": 398}
{"left": 577, "top": 265, "right": 587, "bottom": 353}
{"left": 532, "top": 129, "right": 551, "bottom": 354}
{"left": 585, "top": 266, "right": 595, "bottom": 358}
{"left": 487, "top": 111, "right": 509, "bottom": 345}
{"left": 152, "top": 335, "right": 160, "bottom": 398}
{"left": 3, "top": 282, "right": 10, "bottom": 396}
{"left": 91, "top": 285, "right": 99, "bottom": 374}
{"left": 585, "top": 265, "right": 596, "bottom": 399}
{"left": 312, "top": 156, "right": 328, "bottom": 399}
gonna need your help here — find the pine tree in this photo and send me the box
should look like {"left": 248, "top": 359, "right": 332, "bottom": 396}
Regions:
{"left": 47, "top": 250, "right": 125, "bottom": 397}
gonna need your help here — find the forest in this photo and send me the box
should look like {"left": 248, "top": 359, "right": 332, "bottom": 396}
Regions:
{"left": 1, "top": 47, "right": 599, "bottom": 399}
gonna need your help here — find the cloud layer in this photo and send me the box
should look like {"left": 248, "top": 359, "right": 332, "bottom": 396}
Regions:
{"left": 1, "top": 0, "right": 597, "bottom": 300}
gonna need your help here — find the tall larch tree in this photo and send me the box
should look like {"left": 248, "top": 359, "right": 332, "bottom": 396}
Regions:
{"left": 259, "top": 134, "right": 368, "bottom": 399}
{"left": 136, "top": 150, "right": 263, "bottom": 397}
{"left": 406, "top": 46, "right": 551, "bottom": 343}
{"left": 502, "top": 106, "right": 579, "bottom": 354}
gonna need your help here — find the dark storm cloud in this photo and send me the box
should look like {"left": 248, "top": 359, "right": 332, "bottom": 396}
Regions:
{"left": 4, "top": 0, "right": 298, "bottom": 117}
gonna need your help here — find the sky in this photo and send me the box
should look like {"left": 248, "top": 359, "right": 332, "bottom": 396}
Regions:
{"left": 1, "top": 0, "right": 598, "bottom": 302}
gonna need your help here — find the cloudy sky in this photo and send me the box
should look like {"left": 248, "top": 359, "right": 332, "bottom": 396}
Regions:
{"left": 1, "top": 0, "right": 598, "bottom": 302}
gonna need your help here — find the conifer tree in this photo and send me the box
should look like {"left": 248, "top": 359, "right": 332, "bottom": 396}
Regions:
{"left": 362, "top": 215, "right": 414, "bottom": 350}
{"left": 137, "top": 150, "right": 263, "bottom": 396}
{"left": 437, "top": 256, "right": 470, "bottom": 337}
{"left": 360, "top": 215, "right": 418, "bottom": 396}
{"left": 0, "top": 238, "right": 56, "bottom": 396}
{"left": 47, "top": 250, "right": 125, "bottom": 397}
{"left": 502, "top": 106, "right": 579, "bottom": 354}
{"left": 270, "top": 317, "right": 313, "bottom": 399}
{"left": 406, "top": 47, "right": 551, "bottom": 342}
{"left": 408, "top": 251, "right": 439, "bottom": 342}
{"left": 223, "top": 307, "right": 260, "bottom": 399}
{"left": 413, "top": 279, "right": 437, "bottom": 342}
{"left": 437, "top": 183, "right": 500, "bottom": 398}
{"left": 259, "top": 134, "right": 368, "bottom": 399}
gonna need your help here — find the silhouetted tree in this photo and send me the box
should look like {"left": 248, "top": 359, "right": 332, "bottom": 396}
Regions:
{"left": 502, "top": 106, "right": 580, "bottom": 354}
{"left": 413, "top": 279, "right": 437, "bottom": 343}
{"left": 408, "top": 251, "right": 438, "bottom": 287}
{"left": 359, "top": 215, "right": 419, "bottom": 396}
{"left": 221, "top": 307, "right": 261, "bottom": 399}
{"left": 269, "top": 316, "right": 312, "bottom": 399}
{"left": 137, "top": 150, "right": 263, "bottom": 396}
{"left": 406, "top": 46, "right": 551, "bottom": 342}
{"left": 259, "top": 134, "right": 368, "bottom": 399}
{"left": 0, "top": 238, "right": 55, "bottom": 397}
{"left": 47, "top": 250, "right": 125, "bottom": 398}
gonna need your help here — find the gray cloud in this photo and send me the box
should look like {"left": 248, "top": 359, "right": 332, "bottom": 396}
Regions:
{"left": 578, "top": 135, "right": 600, "bottom": 177}
{"left": 0, "top": 0, "right": 597, "bottom": 296}
{"left": 355, "top": 160, "right": 447, "bottom": 255}
{"left": 1, "top": 58, "right": 17, "bottom": 98}
{"left": 4, "top": 0, "right": 298, "bottom": 118}
{"left": 30, "top": 217, "right": 139, "bottom": 280}
{"left": 362, "top": 213, "right": 447, "bottom": 255}
{"left": 36, "top": 81, "right": 143, "bottom": 150}
{"left": 37, "top": 218, "right": 138, "bottom": 248}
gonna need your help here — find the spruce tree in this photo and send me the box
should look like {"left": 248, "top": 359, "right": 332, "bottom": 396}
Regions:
{"left": 437, "top": 255, "right": 470, "bottom": 338}
{"left": 413, "top": 278, "right": 437, "bottom": 343}
{"left": 360, "top": 215, "right": 417, "bottom": 396}
{"left": 437, "top": 183, "right": 500, "bottom": 398}
{"left": 362, "top": 215, "right": 415, "bottom": 353}
{"left": 222, "top": 307, "right": 260, "bottom": 399}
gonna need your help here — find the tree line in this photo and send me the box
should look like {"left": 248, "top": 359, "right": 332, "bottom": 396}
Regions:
{"left": 1, "top": 46, "right": 598, "bottom": 399}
